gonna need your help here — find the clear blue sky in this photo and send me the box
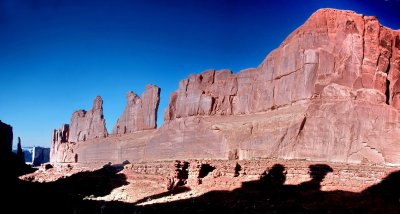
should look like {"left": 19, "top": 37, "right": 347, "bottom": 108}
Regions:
{"left": 1, "top": 0, "right": 399, "bottom": 147}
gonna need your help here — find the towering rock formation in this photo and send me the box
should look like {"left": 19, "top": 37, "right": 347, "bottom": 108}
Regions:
{"left": 112, "top": 84, "right": 160, "bottom": 134}
{"left": 68, "top": 96, "right": 108, "bottom": 142}
{"left": 50, "top": 86, "right": 160, "bottom": 163}
{"left": 51, "top": 9, "right": 400, "bottom": 166}
{"left": 16, "top": 137, "right": 24, "bottom": 163}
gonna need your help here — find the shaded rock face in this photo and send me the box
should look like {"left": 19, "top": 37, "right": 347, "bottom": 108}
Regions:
{"left": 32, "top": 147, "right": 50, "bottom": 166}
{"left": 0, "top": 120, "right": 13, "bottom": 153}
{"left": 69, "top": 96, "right": 108, "bottom": 142}
{"left": 51, "top": 9, "right": 400, "bottom": 166}
{"left": 0, "top": 121, "right": 33, "bottom": 183}
{"left": 112, "top": 84, "right": 160, "bottom": 134}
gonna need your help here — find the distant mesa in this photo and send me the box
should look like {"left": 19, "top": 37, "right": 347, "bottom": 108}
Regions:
{"left": 51, "top": 9, "right": 400, "bottom": 166}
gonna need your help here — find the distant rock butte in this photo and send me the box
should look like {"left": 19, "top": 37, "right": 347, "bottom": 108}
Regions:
{"left": 32, "top": 147, "right": 50, "bottom": 166}
{"left": 50, "top": 9, "right": 400, "bottom": 166}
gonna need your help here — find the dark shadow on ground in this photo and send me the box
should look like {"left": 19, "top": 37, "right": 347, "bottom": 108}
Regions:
{"left": 133, "top": 186, "right": 191, "bottom": 205}
{"left": 81, "top": 164, "right": 400, "bottom": 214}
{"left": 6, "top": 164, "right": 128, "bottom": 214}
{"left": 5, "top": 163, "right": 400, "bottom": 214}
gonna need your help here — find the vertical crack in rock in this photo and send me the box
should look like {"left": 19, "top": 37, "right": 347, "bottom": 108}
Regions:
{"left": 386, "top": 74, "right": 391, "bottom": 105}
{"left": 297, "top": 116, "right": 307, "bottom": 137}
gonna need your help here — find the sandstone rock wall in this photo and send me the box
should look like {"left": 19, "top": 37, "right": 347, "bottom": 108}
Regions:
{"left": 50, "top": 9, "right": 400, "bottom": 166}
{"left": 112, "top": 84, "right": 160, "bottom": 134}
{"left": 157, "top": 8, "right": 400, "bottom": 165}
{"left": 69, "top": 96, "right": 108, "bottom": 142}
{"left": 165, "top": 9, "right": 399, "bottom": 121}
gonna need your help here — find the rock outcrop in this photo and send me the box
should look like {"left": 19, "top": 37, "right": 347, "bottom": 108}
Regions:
{"left": 50, "top": 9, "right": 400, "bottom": 166}
{"left": 112, "top": 84, "right": 160, "bottom": 134}
{"left": 50, "top": 124, "right": 75, "bottom": 163}
{"left": 69, "top": 96, "right": 108, "bottom": 142}
{"left": 50, "top": 86, "right": 160, "bottom": 163}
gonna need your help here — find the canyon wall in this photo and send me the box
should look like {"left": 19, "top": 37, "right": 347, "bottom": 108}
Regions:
{"left": 50, "top": 9, "right": 400, "bottom": 166}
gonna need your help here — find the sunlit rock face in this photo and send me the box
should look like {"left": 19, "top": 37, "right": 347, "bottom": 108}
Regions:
{"left": 68, "top": 96, "right": 108, "bottom": 143}
{"left": 112, "top": 84, "right": 160, "bottom": 135}
{"left": 51, "top": 9, "right": 400, "bottom": 166}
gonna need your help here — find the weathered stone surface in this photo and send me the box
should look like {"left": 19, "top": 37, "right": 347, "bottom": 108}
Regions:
{"left": 112, "top": 84, "right": 160, "bottom": 134}
{"left": 69, "top": 96, "right": 108, "bottom": 142}
{"left": 51, "top": 9, "right": 400, "bottom": 166}
{"left": 50, "top": 124, "right": 76, "bottom": 163}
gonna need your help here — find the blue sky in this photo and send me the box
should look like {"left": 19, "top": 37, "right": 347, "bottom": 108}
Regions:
{"left": 1, "top": 0, "right": 399, "bottom": 147}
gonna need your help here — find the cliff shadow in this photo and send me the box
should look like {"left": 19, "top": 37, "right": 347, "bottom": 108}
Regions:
{"left": 8, "top": 163, "right": 128, "bottom": 214}
{"left": 88, "top": 163, "right": 400, "bottom": 214}
{"left": 137, "top": 164, "right": 400, "bottom": 213}
{"left": 6, "top": 163, "right": 400, "bottom": 213}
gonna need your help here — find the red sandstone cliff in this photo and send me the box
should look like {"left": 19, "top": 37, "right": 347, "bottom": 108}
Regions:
{"left": 50, "top": 9, "right": 400, "bottom": 166}
{"left": 112, "top": 84, "right": 160, "bottom": 134}
{"left": 68, "top": 96, "right": 108, "bottom": 142}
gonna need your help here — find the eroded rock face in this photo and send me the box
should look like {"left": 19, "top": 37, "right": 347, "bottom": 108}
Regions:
{"left": 69, "top": 96, "right": 108, "bottom": 142}
{"left": 154, "top": 8, "right": 400, "bottom": 165}
{"left": 51, "top": 9, "right": 400, "bottom": 166}
{"left": 112, "top": 84, "right": 160, "bottom": 134}
{"left": 165, "top": 9, "right": 400, "bottom": 120}
{"left": 50, "top": 124, "right": 76, "bottom": 163}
